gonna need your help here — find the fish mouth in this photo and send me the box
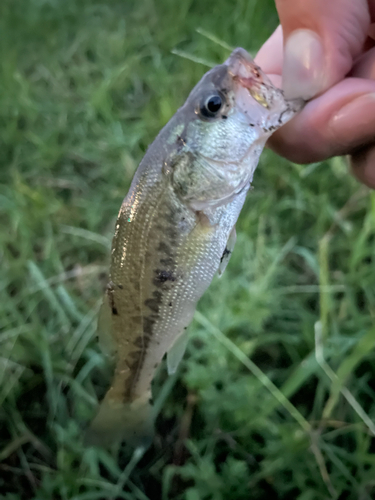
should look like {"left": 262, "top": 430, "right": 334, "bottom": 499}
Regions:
{"left": 226, "top": 48, "right": 274, "bottom": 108}
{"left": 225, "top": 48, "right": 304, "bottom": 129}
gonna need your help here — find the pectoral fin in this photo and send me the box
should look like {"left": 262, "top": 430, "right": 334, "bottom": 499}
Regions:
{"left": 218, "top": 226, "right": 237, "bottom": 277}
{"left": 167, "top": 329, "right": 190, "bottom": 375}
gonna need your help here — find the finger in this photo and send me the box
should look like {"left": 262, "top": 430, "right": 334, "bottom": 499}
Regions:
{"left": 349, "top": 41, "right": 375, "bottom": 190}
{"left": 275, "top": 0, "right": 370, "bottom": 99}
{"left": 351, "top": 46, "right": 375, "bottom": 79}
{"left": 268, "top": 78, "right": 375, "bottom": 163}
{"left": 351, "top": 145, "right": 375, "bottom": 188}
{"left": 255, "top": 25, "right": 283, "bottom": 75}
{"left": 368, "top": 0, "right": 375, "bottom": 21}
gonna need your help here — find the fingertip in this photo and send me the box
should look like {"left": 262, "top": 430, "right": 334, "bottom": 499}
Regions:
{"left": 267, "top": 118, "right": 324, "bottom": 164}
{"left": 268, "top": 79, "right": 375, "bottom": 164}
{"left": 282, "top": 29, "right": 327, "bottom": 100}
{"left": 255, "top": 25, "right": 283, "bottom": 75}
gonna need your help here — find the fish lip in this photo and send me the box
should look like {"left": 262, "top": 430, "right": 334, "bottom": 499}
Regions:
{"left": 225, "top": 47, "right": 305, "bottom": 125}
{"left": 225, "top": 48, "right": 271, "bottom": 97}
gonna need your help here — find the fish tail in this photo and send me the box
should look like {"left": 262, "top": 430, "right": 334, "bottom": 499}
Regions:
{"left": 86, "top": 393, "right": 154, "bottom": 449}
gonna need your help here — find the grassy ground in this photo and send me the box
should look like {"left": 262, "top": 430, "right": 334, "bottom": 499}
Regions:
{"left": 1, "top": 0, "right": 375, "bottom": 499}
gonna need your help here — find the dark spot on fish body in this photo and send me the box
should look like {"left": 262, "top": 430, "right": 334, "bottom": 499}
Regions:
{"left": 128, "top": 349, "right": 142, "bottom": 360}
{"left": 160, "top": 257, "right": 174, "bottom": 267}
{"left": 143, "top": 317, "right": 156, "bottom": 336}
{"left": 112, "top": 306, "right": 118, "bottom": 315}
{"left": 169, "top": 302, "right": 172, "bottom": 307}
{"left": 158, "top": 241, "right": 172, "bottom": 256}
{"left": 167, "top": 227, "right": 178, "bottom": 240}
{"left": 154, "top": 269, "right": 176, "bottom": 284}
{"left": 152, "top": 289, "right": 163, "bottom": 301}
{"left": 220, "top": 248, "right": 231, "bottom": 263}
{"left": 144, "top": 298, "right": 160, "bottom": 313}
{"left": 178, "top": 216, "right": 189, "bottom": 232}
{"left": 222, "top": 115, "right": 228, "bottom": 119}
{"left": 133, "top": 337, "right": 146, "bottom": 348}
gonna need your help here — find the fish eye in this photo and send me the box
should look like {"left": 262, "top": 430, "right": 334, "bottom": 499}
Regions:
{"left": 199, "top": 93, "right": 223, "bottom": 119}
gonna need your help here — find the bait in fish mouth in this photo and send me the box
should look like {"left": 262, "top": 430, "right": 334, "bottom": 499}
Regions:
{"left": 86, "top": 47, "right": 304, "bottom": 449}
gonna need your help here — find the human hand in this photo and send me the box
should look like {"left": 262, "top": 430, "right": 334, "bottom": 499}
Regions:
{"left": 255, "top": 0, "right": 375, "bottom": 188}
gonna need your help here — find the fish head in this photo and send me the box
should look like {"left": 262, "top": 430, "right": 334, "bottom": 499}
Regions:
{"left": 171, "top": 47, "right": 304, "bottom": 209}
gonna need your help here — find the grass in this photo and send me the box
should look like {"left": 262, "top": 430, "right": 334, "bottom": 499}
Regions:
{"left": 1, "top": 0, "right": 375, "bottom": 499}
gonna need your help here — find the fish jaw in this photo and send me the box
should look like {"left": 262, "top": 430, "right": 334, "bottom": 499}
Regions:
{"left": 225, "top": 47, "right": 304, "bottom": 134}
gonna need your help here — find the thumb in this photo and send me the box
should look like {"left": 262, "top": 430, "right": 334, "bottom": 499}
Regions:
{"left": 276, "top": 0, "right": 370, "bottom": 99}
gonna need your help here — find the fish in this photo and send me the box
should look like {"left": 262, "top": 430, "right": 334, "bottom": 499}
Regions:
{"left": 87, "top": 47, "right": 303, "bottom": 448}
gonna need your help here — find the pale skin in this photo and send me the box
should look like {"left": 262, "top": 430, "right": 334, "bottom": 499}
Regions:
{"left": 255, "top": 0, "right": 375, "bottom": 188}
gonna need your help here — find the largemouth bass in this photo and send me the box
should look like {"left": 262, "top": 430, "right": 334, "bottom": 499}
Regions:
{"left": 88, "top": 48, "right": 303, "bottom": 448}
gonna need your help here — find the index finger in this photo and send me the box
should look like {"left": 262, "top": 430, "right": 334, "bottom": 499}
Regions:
{"left": 268, "top": 76, "right": 375, "bottom": 163}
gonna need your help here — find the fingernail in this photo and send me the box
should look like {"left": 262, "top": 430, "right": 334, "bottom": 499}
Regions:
{"left": 329, "top": 93, "right": 375, "bottom": 144}
{"left": 283, "top": 29, "right": 326, "bottom": 100}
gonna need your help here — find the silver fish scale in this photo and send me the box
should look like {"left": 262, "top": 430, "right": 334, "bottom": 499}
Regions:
{"left": 105, "top": 160, "right": 248, "bottom": 402}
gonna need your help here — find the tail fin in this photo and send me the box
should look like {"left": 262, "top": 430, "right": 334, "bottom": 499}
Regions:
{"left": 86, "top": 394, "right": 154, "bottom": 449}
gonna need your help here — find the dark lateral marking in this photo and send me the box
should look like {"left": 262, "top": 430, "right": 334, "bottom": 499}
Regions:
{"left": 152, "top": 289, "right": 163, "bottom": 301}
{"left": 167, "top": 227, "right": 178, "bottom": 240}
{"left": 169, "top": 302, "right": 172, "bottom": 307}
{"left": 143, "top": 316, "right": 156, "bottom": 337}
{"left": 144, "top": 298, "right": 160, "bottom": 313}
{"left": 154, "top": 269, "right": 176, "bottom": 284}
{"left": 133, "top": 337, "right": 145, "bottom": 348}
{"left": 160, "top": 257, "right": 174, "bottom": 267}
{"left": 222, "top": 115, "right": 228, "bottom": 120}
{"left": 158, "top": 241, "right": 172, "bottom": 256}
{"left": 123, "top": 350, "right": 149, "bottom": 401}
{"left": 123, "top": 314, "right": 160, "bottom": 399}
{"left": 112, "top": 306, "right": 118, "bottom": 315}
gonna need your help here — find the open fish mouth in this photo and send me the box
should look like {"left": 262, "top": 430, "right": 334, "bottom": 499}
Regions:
{"left": 225, "top": 47, "right": 304, "bottom": 130}
{"left": 227, "top": 48, "right": 274, "bottom": 108}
